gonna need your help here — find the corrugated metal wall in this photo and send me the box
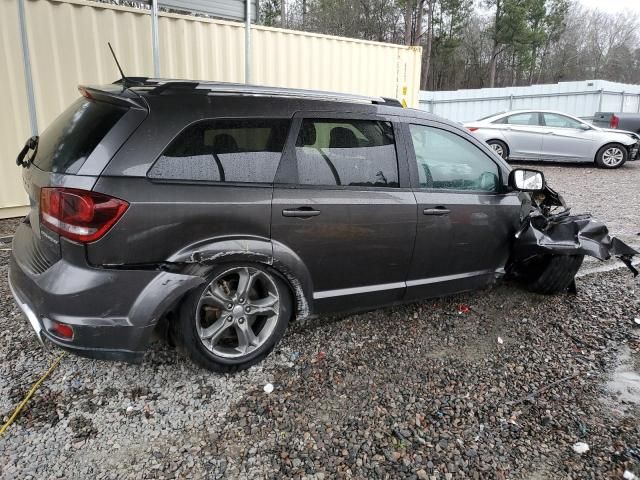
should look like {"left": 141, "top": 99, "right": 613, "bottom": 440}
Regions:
{"left": 0, "top": 0, "right": 32, "bottom": 219}
{"left": 419, "top": 80, "right": 640, "bottom": 123}
{"left": 0, "top": 0, "right": 422, "bottom": 218}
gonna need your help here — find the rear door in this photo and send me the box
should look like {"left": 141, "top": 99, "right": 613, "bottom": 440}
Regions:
{"left": 540, "top": 112, "right": 595, "bottom": 161}
{"left": 271, "top": 112, "right": 416, "bottom": 313}
{"left": 498, "top": 112, "right": 545, "bottom": 160}
{"left": 403, "top": 120, "right": 521, "bottom": 300}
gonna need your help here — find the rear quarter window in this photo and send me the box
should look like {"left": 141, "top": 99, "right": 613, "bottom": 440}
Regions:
{"left": 34, "top": 98, "right": 127, "bottom": 174}
{"left": 148, "top": 119, "right": 290, "bottom": 184}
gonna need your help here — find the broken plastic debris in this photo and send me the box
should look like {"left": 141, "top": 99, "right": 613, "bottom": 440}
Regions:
{"left": 623, "top": 471, "right": 638, "bottom": 480}
{"left": 509, "top": 208, "right": 639, "bottom": 278}
{"left": 634, "top": 318, "right": 640, "bottom": 326}
{"left": 263, "top": 383, "right": 274, "bottom": 394}
{"left": 497, "top": 337, "right": 504, "bottom": 345}
{"left": 572, "top": 442, "right": 589, "bottom": 454}
{"left": 457, "top": 304, "right": 471, "bottom": 314}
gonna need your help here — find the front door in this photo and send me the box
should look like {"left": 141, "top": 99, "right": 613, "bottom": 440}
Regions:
{"left": 271, "top": 113, "right": 416, "bottom": 313}
{"left": 540, "top": 112, "right": 595, "bottom": 161}
{"left": 402, "top": 121, "right": 522, "bottom": 300}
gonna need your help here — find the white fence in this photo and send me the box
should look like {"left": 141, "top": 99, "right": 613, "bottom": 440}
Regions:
{"left": 419, "top": 80, "right": 640, "bottom": 123}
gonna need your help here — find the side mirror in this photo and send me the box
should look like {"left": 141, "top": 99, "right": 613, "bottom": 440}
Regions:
{"left": 579, "top": 123, "right": 591, "bottom": 131}
{"left": 509, "top": 169, "right": 545, "bottom": 192}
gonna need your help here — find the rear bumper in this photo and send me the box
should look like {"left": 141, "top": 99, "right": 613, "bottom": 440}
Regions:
{"left": 8, "top": 223, "right": 202, "bottom": 362}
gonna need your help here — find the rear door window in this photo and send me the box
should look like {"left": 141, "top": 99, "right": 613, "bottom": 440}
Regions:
{"left": 33, "top": 98, "right": 127, "bottom": 174}
{"left": 294, "top": 119, "right": 399, "bottom": 187}
{"left": 149, "top": 119, "right": 289, "bottom": 183}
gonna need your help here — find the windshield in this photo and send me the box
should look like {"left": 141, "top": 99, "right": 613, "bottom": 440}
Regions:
{"left": 33, "top": 98, "right": 126, "bottom": 174}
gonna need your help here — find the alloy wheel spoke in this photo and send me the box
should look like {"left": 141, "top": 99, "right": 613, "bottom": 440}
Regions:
{"left": 201, "top": 289, "right": 229, "bottom": 309}
{"left": 199, "top": 316, "right": 231, "bottom": 342}
{"left": 235, "top": 322, "right": 258, "bottom": 353}
{"left": 247, "top": 294, "right": 278, "bottom": 315}
{"left": 235, "top": 268, "right": 258, "bottom": 300}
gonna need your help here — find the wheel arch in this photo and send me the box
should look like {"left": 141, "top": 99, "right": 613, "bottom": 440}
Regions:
{"left": 166, "top": 235, "right": 314, "bottom": 320}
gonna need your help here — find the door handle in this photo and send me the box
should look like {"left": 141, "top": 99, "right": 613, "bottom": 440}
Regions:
{"left": 423, "top": 207, "right": 450, "bottom": 216}
{"left": 282, "top": 207, "right": 321, "bottom": 218}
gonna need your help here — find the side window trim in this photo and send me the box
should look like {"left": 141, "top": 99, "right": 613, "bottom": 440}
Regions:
{"left": 275, "top": 112, "right": 410, "bottom": 190}
{"left": 403, "top": 120, "right": 506, "bottom": 194}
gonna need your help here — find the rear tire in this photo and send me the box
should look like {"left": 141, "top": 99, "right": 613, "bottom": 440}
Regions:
{"left": 487, "top": 140, "right": 509, "bottom": 160}
{"left": 175, "top": 263, "right": 292, "bottom": 372}
{"left": 518, "top": 255, "right": 584, "bottom": 294}
{"left": 595, "top": 143, "right": 627, "bottom": 169}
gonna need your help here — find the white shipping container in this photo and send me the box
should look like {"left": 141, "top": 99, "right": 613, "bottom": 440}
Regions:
{"left": 419, "top": 80, "right": 640, "bottom": 123}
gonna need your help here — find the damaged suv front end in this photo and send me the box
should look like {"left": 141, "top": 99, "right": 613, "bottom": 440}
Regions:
{"left": 507, "top": 169, "right": 638, "bottom": 290}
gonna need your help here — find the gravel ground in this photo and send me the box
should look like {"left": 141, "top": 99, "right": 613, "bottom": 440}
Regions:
{"left": 1, "top": 164, "right": 639, "bottom": 479}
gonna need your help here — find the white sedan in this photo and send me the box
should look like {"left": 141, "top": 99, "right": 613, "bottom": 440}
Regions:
{"left": 464, "top": 110, "right": 639, "bottom": 169}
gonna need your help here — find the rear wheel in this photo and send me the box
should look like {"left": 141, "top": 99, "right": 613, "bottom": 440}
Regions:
{"left": 487, "top": 139, "right": 509, "bottom": 159}
{"left": 175, "top": 263, "right": 292, "bottom": 372}
{"left": 517, "top": 255, "right": 584, "bottom": 294}
{"left": 595, "top": 143, "right": 627, "bottom": 169}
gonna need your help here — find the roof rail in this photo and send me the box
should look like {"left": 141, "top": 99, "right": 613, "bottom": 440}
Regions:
{"left": 114, "top": 78, "right": 402, "bottom": 106}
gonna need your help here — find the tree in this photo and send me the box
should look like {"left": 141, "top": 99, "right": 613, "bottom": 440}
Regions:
{"left": 256, "top": 0, "right": 639, "bottom": 90}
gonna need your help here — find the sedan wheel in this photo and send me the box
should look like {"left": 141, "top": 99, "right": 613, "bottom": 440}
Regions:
{"left": 602, "top": 147, "right": 624, "bottom": 167}
{"left": 595, "top": 143, "right": 627, "bottom": 169}
{"left": 176, "top": 263, "right": 292, "bottom": 372}
{"left": 487, "top": 140, "right": 508, "bottom": 159}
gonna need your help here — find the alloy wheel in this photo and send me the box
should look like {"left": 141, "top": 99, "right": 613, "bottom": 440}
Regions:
{"left": 196, "top": 266, "right": 280, "bottom": 358}
{"left": 490, "top": 143, "right": 504, "bottom": 157}
{"left": 602, "top": 147, "right": 624, "bottom": 167}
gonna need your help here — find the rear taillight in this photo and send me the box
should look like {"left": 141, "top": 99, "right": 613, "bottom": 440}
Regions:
{"left": 51, "top": 321, "right": 74, "bottom": 340}
{"left": 610, "top": 115, "right": 619, "bottom": 129}
{"left": 467, "top": 127, "right": 479, "bottom": 132}
{"left": 40, "top": 188, "right": 128, "bottom": 243}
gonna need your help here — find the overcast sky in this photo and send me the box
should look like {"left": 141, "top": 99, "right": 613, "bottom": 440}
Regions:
{"left": 577, "top": 0, "right": 640, "bottom": 13}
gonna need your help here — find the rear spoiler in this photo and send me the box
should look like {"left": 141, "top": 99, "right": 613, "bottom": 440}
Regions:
{"left": 78, "top": 85, "right": 148, "bottom": 111}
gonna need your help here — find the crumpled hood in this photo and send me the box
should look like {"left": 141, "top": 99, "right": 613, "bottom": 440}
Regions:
{"left": 596, "top": 128, "right": 639, "bottom": 144}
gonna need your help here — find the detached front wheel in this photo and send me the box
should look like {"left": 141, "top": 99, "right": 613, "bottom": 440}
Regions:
{"left": 176, "top": 263, "right": 292, "bottom": 372}
{"left": 516, "top": 254, "right": 584, "bottom": 294}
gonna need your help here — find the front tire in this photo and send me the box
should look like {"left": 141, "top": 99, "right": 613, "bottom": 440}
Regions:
{"left": 487, "top": 139, "right": 509, "bottom": 160}
{"left": 517, "top": 255, "right": 584, "bottom": 294}
{"left": 175, "top": 263, "right": 292, "bottom": 372}
{"left": 595, "top": 143, "right": 627, "bottom": 169}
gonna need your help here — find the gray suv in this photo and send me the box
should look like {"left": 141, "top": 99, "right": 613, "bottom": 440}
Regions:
{"left": 9, "top": 79, "right": 633, "bottom": 372}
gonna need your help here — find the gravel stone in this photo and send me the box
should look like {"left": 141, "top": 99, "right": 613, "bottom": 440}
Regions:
{"left": 1, "top": 163, "right": 639, "bottom": 478}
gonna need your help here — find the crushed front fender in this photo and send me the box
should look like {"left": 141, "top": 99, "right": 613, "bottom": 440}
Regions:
{"left": 508, "top": 208, "right": 639, "bottom": 277}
